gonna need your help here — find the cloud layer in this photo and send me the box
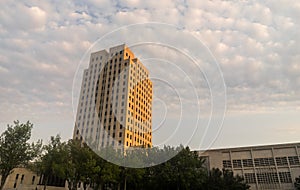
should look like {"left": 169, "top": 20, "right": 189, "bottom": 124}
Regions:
{"left": 0, "top": 0, "right": 299, "bottom": 147}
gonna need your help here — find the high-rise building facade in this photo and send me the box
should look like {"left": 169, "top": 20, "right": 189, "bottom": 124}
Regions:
{"left": 73, "top": 44, "right": 153, "bottom": 150}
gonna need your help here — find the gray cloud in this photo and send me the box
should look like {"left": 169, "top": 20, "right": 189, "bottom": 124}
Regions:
{"left": 0, "top": 0, "right": 299, "bottom": 147}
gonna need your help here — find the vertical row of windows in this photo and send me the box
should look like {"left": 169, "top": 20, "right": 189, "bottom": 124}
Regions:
{"left": 76, "top": 51, "right": 106, "bottom": 141}
{"left": 97, "top": 48, "right": 128, "bottom": 148}
{"left": 125, "top": 61, "right": 152, "bottom": 148}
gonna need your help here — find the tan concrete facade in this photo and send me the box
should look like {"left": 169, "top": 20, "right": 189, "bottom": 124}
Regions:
{"left": 73, "top": 44, "right": 153, "bottom": 150}
{"left": 0, "top": 168, "right": 66, "bottom": 190}
{"left": 199, "top": 142, "right": 300, "bottom": 190}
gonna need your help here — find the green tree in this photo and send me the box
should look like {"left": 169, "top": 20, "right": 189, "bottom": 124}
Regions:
{"left": 35, "top": 135, "right": 69, "bottom": 190}
{"left": 36, "top": 138, "right": 100, "bottom": 190}
{"left": 170, "top": 147, "right": 206, "bottom": 190}
{"left": 144, "top": 146, "right": 206, "bottom": 190}
{"left": 0, "top": 121, "right": 42, "bottom": 190}
{"left": 295, "top": 176, "right": 300, "bottom": 190}
{"left": 120, "top": 167, "right": 145, "bottom": 190}
{"left": 92, "top": 153, "right": 120, "bottom": 190}
{"left": 122, "top": 149, "right": 147, "bottom": 190}
{"left": 204, "top": 168, "right": 250, "bottom": 190}
{"left": 67, "top": 139, "right": 100, "bottom": 190}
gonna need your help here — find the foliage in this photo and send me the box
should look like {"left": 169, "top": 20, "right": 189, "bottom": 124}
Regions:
{"left": 34, "top": 135, "right": 70, "bottom": 190}
{"left": 92, "top": 150, "right": 120, "bottom": 190}
{"left": 295, "top": 176, "right": 300, "bottom": 190}
{"left": 0, "top": 121, "right": 251, "bottom": 190}
{"left": 204, "top": 168, "right": 250, "bottom": 190}
{"left": 143, "top": 146, "right": 206, "bottom": 190}
{"left": 0, "top": 121, "right": 42, "bottom": 190}
{"left": 36, "top": 137, "right": 100, "bottom": 190}
{"left": 35, "top": 142, "right": 250, "bottom": 190}
{"left": 67, "top": 139, "right": 100, "bottom": 190}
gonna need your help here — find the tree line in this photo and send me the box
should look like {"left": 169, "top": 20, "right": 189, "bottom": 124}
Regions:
{"left": 0, "top": 121, "right": 252, "bottom": 190}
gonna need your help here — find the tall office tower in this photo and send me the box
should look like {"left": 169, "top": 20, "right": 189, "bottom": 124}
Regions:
{"left": 73, "top": 44, "right": 153, "bottom": 150}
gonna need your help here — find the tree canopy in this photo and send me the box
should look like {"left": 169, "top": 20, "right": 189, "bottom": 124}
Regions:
{"left": 204, "top": 168, "right": 250, "bottom": 190}
{"left": 1, "top": 121, "right": 250, "bottom": 190}
{"left": 0, "top": 121, "right": 41, "bottom": 190}
{"left": 40, "top": 143, "right": 250, "bottom": 190}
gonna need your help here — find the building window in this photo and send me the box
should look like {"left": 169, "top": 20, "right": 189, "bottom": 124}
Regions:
{"left": 232, "top": 159, "right": 242, "bottom": 168}
{"left": 288, "top": 156, "right": 300, "bottom": 165}
{"left": 254, "top": 158, "right": 275, "bottom": 167}
{"left": 242, "top": 159, "right": 253, "bottom": 167}
{"left": 257, "top": 172, "right": 279, "bottom": 184}
{"left": 32, "top": 176, "right": 35, "bottom": 185}
{"left": 20, "top": 174, "right": 24, "bottom": 184}
{"left": 276, "top": 157, "right": 288, "bottom": 166}
{"left": 222, "top": 160, "right": 231, "bottom": 168}
{"left": 279, "top": 172, "right": 292, "bottom": 183}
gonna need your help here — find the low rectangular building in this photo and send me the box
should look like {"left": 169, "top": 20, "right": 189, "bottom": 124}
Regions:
{"left": 199, "top": 142, "right": 300, "bottom": 190}
{"left": 0, "top": 167, "right": 66, "bottom": 190}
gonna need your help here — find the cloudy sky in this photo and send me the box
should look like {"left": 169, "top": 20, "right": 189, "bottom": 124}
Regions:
{"left": 0, "top": 0, "right": 299, "bottom": 150}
